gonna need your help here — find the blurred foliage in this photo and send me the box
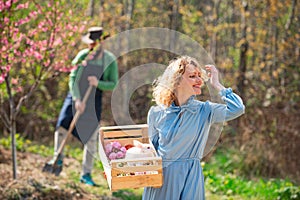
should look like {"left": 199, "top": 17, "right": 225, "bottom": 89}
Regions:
{"left": 0, "top": 0, "right": 299, "bottom": 184}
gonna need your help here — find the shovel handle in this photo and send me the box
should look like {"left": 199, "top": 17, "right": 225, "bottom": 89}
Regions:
{"left": 54, "top": 85, "right": 93, "bottom": 162}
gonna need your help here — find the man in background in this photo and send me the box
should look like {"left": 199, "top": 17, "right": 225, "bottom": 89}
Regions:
{"left": 50, "top": 27, "right": 118, "bottom": 186}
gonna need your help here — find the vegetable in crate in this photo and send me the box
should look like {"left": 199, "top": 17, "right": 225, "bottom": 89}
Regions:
{"left": 105, "top": 141, "right": 127, "bottom": 160}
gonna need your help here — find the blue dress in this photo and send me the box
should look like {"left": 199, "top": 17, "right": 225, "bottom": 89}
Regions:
{"left": 143, "top": 88, "right": 245, "bottom": 200}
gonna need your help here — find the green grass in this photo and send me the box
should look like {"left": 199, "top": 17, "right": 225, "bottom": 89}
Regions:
{"left": 203, "top": 148, "right": 300, "bottom": 200}
{"left": 113, "top": 189, "right": 143, "bottom": 200}
{"left": 1, "top": 135, "right": 299, "bottom": 200}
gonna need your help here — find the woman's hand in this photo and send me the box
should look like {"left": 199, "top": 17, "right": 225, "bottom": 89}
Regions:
{"left": 205, "top": 65, "right": 225, "bottom": 91}
{"left": 75, "top": 99, "right": 86, "bottom": 113}
{"left": 88, "top": 76, "right": 99, "bottom": 87}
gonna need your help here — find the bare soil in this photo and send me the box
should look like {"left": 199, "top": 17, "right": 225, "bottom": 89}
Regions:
{"left": 0, "top": 146, "right": 121, "bottom": 200}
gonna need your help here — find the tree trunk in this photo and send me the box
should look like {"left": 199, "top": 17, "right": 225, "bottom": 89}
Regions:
{"left": 3, "top": 55, "right": 42, "bottom": 180}
{"left": 210, "top": 0, "right": 221, "bottom": 61}
{"left": 5, "top": 73, "right": 17, "bottom": 179}
{"left": 237, "top": 0, "right": 248, "bottom": 97}
{"left": 285, "top": 0, "right": 297, "bottom": 31}
{"left": 230, "top": 0, "right": 237, "bottom": 47}
{"left": 121, "top": 0, "right": 135, "bottom": 124}
{"left": 169, "top": 0, "right": 180, "bottom": 51}
{"left": 272, "top": 21, "right": 278, "bottom": 80}
{"left": 100, "top": 0, "right": 105, "bottom": 26}
{"left": 86, "top": 0, "right": 95, "bottom": 18}
{"left": 230, "top": 0, "right": 248, "bottom": 137}
{"left": 125, "top": 0, "right": 134, "bottom": 30}
{"left": 11, "top": 113, "right": 17, "bottom": 179}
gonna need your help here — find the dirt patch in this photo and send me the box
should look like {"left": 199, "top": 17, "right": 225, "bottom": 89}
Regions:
{"left": 0, "top": 146, "right": 120, "bottom": 200}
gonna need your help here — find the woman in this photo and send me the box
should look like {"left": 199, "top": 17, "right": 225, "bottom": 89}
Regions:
{"left": 143, "top": 56, "right": 245, "bottom": 200}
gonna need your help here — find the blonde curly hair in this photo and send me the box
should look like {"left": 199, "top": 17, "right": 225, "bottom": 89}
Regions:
{"left": 152, "top": 56, "right": 207, "bottom": 107}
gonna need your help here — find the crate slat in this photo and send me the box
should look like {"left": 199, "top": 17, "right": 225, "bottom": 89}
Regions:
{"left": 111, "top": 174, "right": 163, "bottom": 190}
{"left": 104, "top": 138, "right": 145, "bottom": 146}
{"left": 100, "top": 124, "right": 148, "bottom": 131}
{"left": 111, "top": 166, "right": 161, "bottom": 177}
{"left": 103, "top": 129, "right": 143, "bottom": 138}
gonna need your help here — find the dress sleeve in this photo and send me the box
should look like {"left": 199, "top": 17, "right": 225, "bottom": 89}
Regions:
{"left": 147, "top": 106, "right": 159, "bottom": 151}
{"left": 210, "top": 88, "right": 245, "bottom": 123}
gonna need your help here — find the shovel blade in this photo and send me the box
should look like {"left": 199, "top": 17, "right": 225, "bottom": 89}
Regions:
{"left": 42, "top": 162, "right": 63, "bottom": 176}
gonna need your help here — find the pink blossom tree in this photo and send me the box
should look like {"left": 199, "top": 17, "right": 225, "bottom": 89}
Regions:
{"left": 0, "top": 0, "right": 87, "bottom": 179}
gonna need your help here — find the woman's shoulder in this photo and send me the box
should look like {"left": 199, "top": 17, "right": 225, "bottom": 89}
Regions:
{"left": 149, "top": 105, "right": 165, "bottom": 114}
{"left": 190, "top": 99, "right": 214, "bottom": 112}
{"left": 190, "top": 99, "right": 209, "bottom": 107}
{"left": 147, "top": 105, "right": 165, "bottom": 124}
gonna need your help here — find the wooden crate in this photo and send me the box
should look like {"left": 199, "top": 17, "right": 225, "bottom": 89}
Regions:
{"left": 99, "top": 124, "right": 163, "bottom": 191}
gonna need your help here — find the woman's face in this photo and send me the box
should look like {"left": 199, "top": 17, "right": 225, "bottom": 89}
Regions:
{"left": 178, "top": 64, "right": 204, "bottom": 96}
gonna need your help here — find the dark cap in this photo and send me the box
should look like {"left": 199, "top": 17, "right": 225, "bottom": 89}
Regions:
{"left": 81, "top": 27, "right": 103, "bottom": 44}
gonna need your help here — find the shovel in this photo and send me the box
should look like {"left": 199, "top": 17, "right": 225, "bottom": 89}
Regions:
{"left": 42, "top": 85, "right": 93, "bottom": 176}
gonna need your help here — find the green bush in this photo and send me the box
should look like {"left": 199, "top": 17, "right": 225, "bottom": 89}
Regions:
{"left": 276, "top": 185, "right": 300, "bottom": 200}
{"left": 0, "top": 134, "right": 53, "bottom": 156}
{"left": 0, "top": 134, "right": 30, "bottom": 152}
{"left": 203, "top": 148, "right": 300, "bottom": 200}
